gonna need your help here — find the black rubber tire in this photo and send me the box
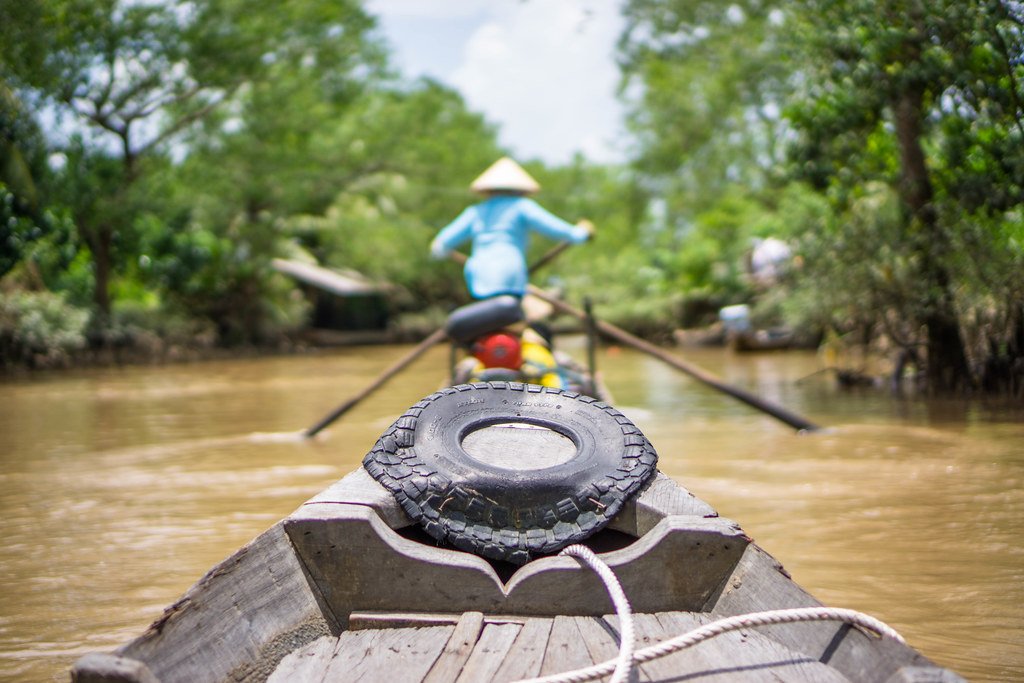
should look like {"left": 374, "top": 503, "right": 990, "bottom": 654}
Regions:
{"left": 444, "top": 295, "right": 523, "bottom": 344}
{"left": 363, "top": 382, "right": 658, "bottom": 565}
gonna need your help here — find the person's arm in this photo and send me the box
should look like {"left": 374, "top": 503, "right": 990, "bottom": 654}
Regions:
{"left": 430, "top": 207, "right": 476, "bottom": 258}
{"left": 519, "top": 199, "right": 591, "bottom": 243}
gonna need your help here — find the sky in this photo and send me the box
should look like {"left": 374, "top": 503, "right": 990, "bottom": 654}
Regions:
{"left": 365, "top": 0, "right": 628, "bottom": 165}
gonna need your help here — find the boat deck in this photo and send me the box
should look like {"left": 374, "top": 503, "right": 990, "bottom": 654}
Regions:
{"left": 269, "top": 610, "right": 848, "bottom": 682}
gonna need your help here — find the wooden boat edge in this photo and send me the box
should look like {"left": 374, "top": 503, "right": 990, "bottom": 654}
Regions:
{"left": 70, "top": 469, "right": 964, "bottom": 683}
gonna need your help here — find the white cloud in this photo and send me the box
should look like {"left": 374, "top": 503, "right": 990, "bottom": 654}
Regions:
{"left": 370, "top": 0, "right": 627, "bottom": 165}
{"left": 367, "top": 0, "right": 488, "bottom": 20}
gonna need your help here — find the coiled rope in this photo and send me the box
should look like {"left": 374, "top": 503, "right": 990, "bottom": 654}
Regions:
{"left": 516, "top": 544, "right": 906, "bottom": 683}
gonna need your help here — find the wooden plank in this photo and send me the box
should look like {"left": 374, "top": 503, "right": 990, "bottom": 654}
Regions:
{"left": 267, "top": 635, "right": 338, "bottom": 683}
{"left": 422, "top": 612, "right": 485, "bottom": 683}
{"left": 455, "top": 623, "right": 522, "bottom": 683}
{"left": 348, "top": 611, "right": 526, "bottom": 631}
{"left": 609, "top": 472, "right": 719, "bottom": 537}
{"left": 604, "top": 612, "right": 688, "bottom": 682}
{"left": 285, "top": 507, "right": 509, "bottom": 625}
{"left": 69, "top": 653, "right": 159, "bottom": 683}
{"left": 626, "top": 611, "right": 782, "bottom": 682}
{"left": 350, "top": 612, "right": 461, "bottom": 631}
{"left": 289, "top": 502, "right": 747, "bottom": 621}
{"left": 300, "top": 468, "right": 411, "bottom": 529}
{"left": 710, "top": 544, "right": 946, "bottom": 681}
{"left": 502, "top": 516, "right": 748, "bottom": 616}
{"left": 573, "top": 615, "right": 652, "bottom": 682}
{"left": 324, "top": 625, "right": 454, "bottom": 682}
{"left": 539, "top": 615, "right": 594, "bottom": 677}
{"left": 118, "top": 523, "right": 335, "bottom": 683}
{"left": 492, "top": 618, "right": 554, "bottom": 683}
{"left": 460, "top": 423, "right": 578, "bottom": 470}
{"left": 319, "top": 629, "right": 386, "bottom": 681}
{"left": 656, "top": 611, "right": 850, "bottom": 682}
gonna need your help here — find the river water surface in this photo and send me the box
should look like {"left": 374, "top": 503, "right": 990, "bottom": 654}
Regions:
{"left": 0, "top": 341, "right": 1021, "bottom": 682}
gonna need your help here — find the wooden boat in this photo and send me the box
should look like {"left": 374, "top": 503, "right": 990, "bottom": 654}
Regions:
{"left": 71, "top": 384, "right": 962, "bottom": 683}
{"left": 728, "top": 328, "right": 798, "bottom": 352}
{"left": 673, "top": 323, "right": 727, "bottom": 349}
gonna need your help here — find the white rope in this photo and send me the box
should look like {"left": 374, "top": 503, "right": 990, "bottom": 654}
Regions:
{"left": 552, "top": 545, "right": 635, "bottom": 683}
{"left": 515, "top": 551, "right": 907, "bottom": 683}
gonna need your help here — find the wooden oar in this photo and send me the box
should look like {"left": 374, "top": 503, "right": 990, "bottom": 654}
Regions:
{"left": 526, "top": 284, "right": 822, "bottom": 433}
{"left": 304, "top": 327, "right": 448, "bottom": 438}
{"left": 304, "top": 240, "right": 580, "bottom": 438}
{"left": 527, "top": 240, "right": 574, "bottom": 273}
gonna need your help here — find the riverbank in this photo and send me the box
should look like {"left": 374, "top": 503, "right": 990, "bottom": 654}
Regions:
{"left": 0, "top": 326, "right": 437, "bottom": 377}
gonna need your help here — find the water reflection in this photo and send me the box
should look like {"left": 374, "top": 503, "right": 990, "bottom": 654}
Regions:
{"left": 0, "top": 342, "right": 1020, "bottom": 682}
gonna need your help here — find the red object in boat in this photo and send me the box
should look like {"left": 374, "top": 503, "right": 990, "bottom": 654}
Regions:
{"left": 471, "top": 333, "right": 522, "bottom": 370}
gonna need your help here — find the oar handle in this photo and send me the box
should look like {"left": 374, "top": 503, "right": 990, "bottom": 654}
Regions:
{"left": 528, "top": 241, "right": 573, "bottom": 273}
{"left": 447, "top": 239, "right": 579, "bottom": 274}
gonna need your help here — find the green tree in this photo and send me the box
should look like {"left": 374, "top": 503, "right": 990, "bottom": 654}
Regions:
{"left": 1, "top": 84, "right": 49, "bottom": 277}
{"left": 787, "top": 0, "right": 1024, "bottom": 391}
{"left": 616, "top": 0, "right": 798, "bottom": 328}
{"left": 281, "top": 79, "right": 505, "bottom": 311}
{"left": 618, "top": 1, "right": 793, "bottom": 212}
{"left": 2, "top": 0, "right": 385, "bottom": 326}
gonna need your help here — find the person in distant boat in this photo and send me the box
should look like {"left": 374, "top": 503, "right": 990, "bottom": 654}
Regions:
{"left": 430, "top": 157, "right": 593, "bottom": 300}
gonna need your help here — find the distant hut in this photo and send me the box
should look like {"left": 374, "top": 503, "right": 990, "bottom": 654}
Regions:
{"left": 271, "top": 258, "right": 394, "bottom": 343}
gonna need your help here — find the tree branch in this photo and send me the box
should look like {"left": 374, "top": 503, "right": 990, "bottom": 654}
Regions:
{"left": 122, "top": 83, "right": 203, "bottom": 123}
{"left": 74, "top": 98, "right": 127, "bottom": 139}
{"left": 105, "top": 72, "right": 165, "bottom": 117}
{"left": 93, "top": 40, "right": 118, "bottom": 114}
{"left": 135, "top": 84, "right": 240, "bottom": 156}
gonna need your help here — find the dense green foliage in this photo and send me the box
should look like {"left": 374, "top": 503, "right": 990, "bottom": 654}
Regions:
{"left": 619, "top": 0, "right": 1024, "bottom": 392}
{"left": 784, "top": 0, "right": 1024, "bottom": 392}
{"left": 1, "top": 0, "right": 502, "bottom": 352}
{"left": 2, "top": 0, "right": 1021, "bottom": 393}
{"left": 0, "top": 289, "right": 88, "bottom": 368}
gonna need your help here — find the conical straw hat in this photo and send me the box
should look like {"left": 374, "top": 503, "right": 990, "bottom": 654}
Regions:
{"left": 470, "top": 157, "right": 541, "bottom": 194}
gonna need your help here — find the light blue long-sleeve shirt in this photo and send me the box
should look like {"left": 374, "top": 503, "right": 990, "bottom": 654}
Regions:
{"left": 431, "top": 196, "right": 588, "bottom": 299}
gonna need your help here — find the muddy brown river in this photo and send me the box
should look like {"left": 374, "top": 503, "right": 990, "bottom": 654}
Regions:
{"left": 0, "top": 341, "right": 1021, "bottom": 681}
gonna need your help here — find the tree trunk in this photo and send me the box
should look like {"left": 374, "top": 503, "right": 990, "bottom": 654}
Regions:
{"left": 87, "top": 226, "right": 113, "bottom": 325}
{"left": 892, "top": 88, "right": 972, "bottom": 392}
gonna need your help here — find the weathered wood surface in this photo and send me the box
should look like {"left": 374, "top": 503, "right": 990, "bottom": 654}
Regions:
{"left": 651, "top": 611, "right": 849, "bottom": 682}
{"left": 490, "top": 618, "right": 552, "bottom": 682}
{"left": 301, "top": 467, "right": 413, "bottom": 529}
{"left": 572, "top": 615, "right": 636, "bottom": 679}
{"left": 72, "top": 468, "right": 963, "bottom": 683}
{"left": 461, "top": 423, "right": 577, "bottom": 470}
{"left": 422, "top": 612, "right": 484, "bottom": 683}
{"left": 711, "top": 544, "right": 964, "bottom": 683}
{"left": 453, "top": 623, "right": 521, "bottom": 682}
{"left": 342, "top": 625, "right": 455, "bottom": 682}
{"left": 286, "top": 502, "right": 748, "bottom": 620}
{"left": 73, "top": 523, "right": 335, "bottom": 683}
{"left": 538, "top": 615, "right": 595, "bottom": 676}
{"left": 348, "top": 612, "right": 527, "bottom": 631}
{"left": 297, "top": 468, "right": 732, "bottom": 620}
{"left": 70, "top": 653, "right": 159, "bottom": 683}
{"left": 608, "top": 472, "right": 719, "bottom": 537}
{"left": 266, "top": 636, "right": 338, "bottom": 683}
{"left": 263, "top": 610, "right": 926, "bottom": 682}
